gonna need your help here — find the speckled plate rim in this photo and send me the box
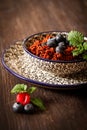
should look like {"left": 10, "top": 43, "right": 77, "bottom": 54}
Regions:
{"left": 2, "top": 41, "right": 87, "bottom": 89}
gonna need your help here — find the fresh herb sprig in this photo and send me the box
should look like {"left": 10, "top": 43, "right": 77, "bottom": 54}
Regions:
{"left": 68, "top": 30, "right": 87, "bottom": 60}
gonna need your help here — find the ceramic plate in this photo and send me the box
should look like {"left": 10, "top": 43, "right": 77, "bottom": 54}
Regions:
{"left": 2, "top": 41, "right": 87, "bottom": 89}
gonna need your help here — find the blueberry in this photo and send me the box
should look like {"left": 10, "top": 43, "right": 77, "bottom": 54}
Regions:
{"left": 56, "top": 46, "right": 64, "bottom": 53}
{"left": 12, "top": 102, "right": 24, "bottom": 113}
{"left": 56, "top": 34, "right": 66, "bottom": 44}
{"left": 24, "top": 103, "right": 35, "bottom": 113}
{"left": 56, "top": 34, "right": 64, "bottom": 42}
{"left": 46, "top": 37, "right": 57, "bottom": 47}
{"left": 65, "top": 39, "right": 69, "bottom": 46}
{"left": 58, "top": 42, "right": 66, "bottom": 49}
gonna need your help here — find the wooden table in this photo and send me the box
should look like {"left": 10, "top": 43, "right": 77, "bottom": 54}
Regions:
{"left": 0, "top": 0, "right": 87, "bottom": 130}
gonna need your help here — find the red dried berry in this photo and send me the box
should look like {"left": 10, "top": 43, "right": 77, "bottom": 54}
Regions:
{"left": 16, "top": 92, "right": 30, "bottom": 106}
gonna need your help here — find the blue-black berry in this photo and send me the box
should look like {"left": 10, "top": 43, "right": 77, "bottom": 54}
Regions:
{"left": 56, "top": 46, "right": 64, "bottom": 53}
{"left": 12, "top": 102, "right": 24, "bottom": 113}
{"left": 46, "top": 37, "right": 57, "bottom": 47}
{"left": 56, "top": 34, "right": 67, "bottom": 44}
{"left": 24, "top": 103, "right": 35, "bottom": 113}
{"left": 58, "top": 42, "right": 66, "bottom": 49}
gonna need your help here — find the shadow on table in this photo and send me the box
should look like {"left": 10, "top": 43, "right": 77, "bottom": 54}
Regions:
{"left": 41, "top": 84, "right": 87, "bottom": 98}
{"left": 49, "top": 84, "right": 87, "bottom": 98}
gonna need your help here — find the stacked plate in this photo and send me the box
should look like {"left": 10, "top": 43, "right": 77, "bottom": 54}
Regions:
{"left": 2, "top": 31, "right": 87, "bottom": 89}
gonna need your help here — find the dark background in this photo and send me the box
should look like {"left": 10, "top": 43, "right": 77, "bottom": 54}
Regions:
{"left": 0, "top": 0, "right": 87, "bottom": 130}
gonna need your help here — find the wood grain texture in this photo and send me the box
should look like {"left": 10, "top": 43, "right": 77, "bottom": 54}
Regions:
{"left": 0, "top": 0, "right": 87, "bottom": 130}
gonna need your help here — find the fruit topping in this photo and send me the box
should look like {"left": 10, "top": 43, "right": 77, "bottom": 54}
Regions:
{"left": 56, "top": 46, "right": 63, "bottom": 53}
{"left": 58, "top": 42, "right": 66, "bottom": 49}
{"left": 46, "top": 37, "right": 57, "bottom": 47}
{"left": 55, "top": 34, "right": 66, "bottom": 43}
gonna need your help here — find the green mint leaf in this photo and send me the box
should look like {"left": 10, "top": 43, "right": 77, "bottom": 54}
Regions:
{"left": 31, "top": 98, "right": 45, "bottom": 110}
{"left": 83, "top": 53, "right": 87, "bottom": 60}
{"left": 72, "top": 46, "right": 84, "bottom": 56}
{"left": 83, "top": 42, "right": 87, "bottom": 50}
{"left": 68, "top": 30, "right": 84, "bottom": 46}
{"left": 72, "top": 49, "right": 80, "bottom": 56}
{"left": 27, "top": 87, "right": 37, "bottom": 94}
{"left": 11, "top": 84, "right": 27, "bottom": 93}
{"left": 67, "top": 30, "right": 87, "bottom": 60}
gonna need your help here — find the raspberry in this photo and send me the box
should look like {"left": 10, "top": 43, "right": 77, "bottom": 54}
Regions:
{"left": 16, "top": 92, "right": 30, "bottom": 106}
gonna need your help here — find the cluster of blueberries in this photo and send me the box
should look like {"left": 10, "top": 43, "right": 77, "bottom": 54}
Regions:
{"left": 46, "top": 34, "right": 69, "bottom": 53}
{"left": 12, "top": 102, "right": 35, "bottom": 114}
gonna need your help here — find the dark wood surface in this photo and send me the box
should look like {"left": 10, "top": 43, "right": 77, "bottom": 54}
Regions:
{"left": 0, "top": 0, "right": 87, "bottom": 130}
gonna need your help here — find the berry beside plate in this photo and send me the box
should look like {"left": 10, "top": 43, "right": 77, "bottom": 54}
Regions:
{"left": 11, "top": 84, "right": 45, "bottom": 114}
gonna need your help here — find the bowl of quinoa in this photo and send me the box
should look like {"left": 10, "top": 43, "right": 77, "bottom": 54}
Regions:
{"left": 23, "top": 31, "right": 87, "bottom": 77}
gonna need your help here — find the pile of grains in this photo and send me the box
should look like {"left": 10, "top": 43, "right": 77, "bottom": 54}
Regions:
{"left": 3, "top": 41, "right": 87, "bottom": 86}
